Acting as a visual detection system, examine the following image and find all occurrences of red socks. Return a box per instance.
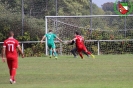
[79,53,83,59]
[10,68,16,81]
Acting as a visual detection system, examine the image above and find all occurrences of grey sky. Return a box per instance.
[92,0,117,7]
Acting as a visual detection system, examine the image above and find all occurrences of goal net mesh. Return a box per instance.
[46,16,133,55]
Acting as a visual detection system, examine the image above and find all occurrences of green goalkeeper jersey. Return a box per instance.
[45,32,57,44]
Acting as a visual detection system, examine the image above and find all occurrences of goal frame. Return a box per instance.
[45,15,133,55]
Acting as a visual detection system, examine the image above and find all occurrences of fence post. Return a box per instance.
[21,0,24,36]
[22,43,24,53]
[21,0,24,54]
[89,0,92,34]
[45,17,48,55]
[124,16,127,38]
[98,40,100,55]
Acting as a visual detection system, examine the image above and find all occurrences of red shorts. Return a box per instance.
[77,45,87,52]
[7,58,18,69]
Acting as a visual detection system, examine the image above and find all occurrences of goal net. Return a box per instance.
[45,15,133,55]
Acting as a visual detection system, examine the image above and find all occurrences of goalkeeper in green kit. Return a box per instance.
[41,30,63,59]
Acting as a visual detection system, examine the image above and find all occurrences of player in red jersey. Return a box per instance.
[1,31,24,84]
[70,32,95,59]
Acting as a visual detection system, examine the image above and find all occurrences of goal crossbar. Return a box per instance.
[45,15,133,18]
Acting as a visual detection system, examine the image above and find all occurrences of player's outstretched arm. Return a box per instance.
[68,37,77,44]
[17,46,24,58]
[1,47,6,62]
[56,37,63,43]
[70,38,76,43]
[41,36,46,44]
[64,38,75,45]
[68,40,75,45]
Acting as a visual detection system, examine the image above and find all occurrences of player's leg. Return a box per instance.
[7,59,17,84]
[49,48,52,58]
[77,47,84,59]
[82,51,89,57]
[11,59,18,83]
[7,59,12,82]
[53,48,57,59]
[83,46,95,59]
[71,47,77,58]
[78,51,83,59]
[52,43,58,59]
[48,44,52,58]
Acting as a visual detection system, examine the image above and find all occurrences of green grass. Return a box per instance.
[0,55,133,88]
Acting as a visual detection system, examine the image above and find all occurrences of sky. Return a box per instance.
[92,0,117,7]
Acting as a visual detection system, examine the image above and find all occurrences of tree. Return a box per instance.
[1,0,21,12]
[102,2,114,12]
[57,0,104,15]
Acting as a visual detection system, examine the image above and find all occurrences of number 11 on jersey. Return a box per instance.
[8,44,14,52]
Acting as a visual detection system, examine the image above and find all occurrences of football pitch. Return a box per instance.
[0,55,133,88]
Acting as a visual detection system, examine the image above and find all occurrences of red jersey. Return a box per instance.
[74,35,85,47]
[3,37,20,59]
